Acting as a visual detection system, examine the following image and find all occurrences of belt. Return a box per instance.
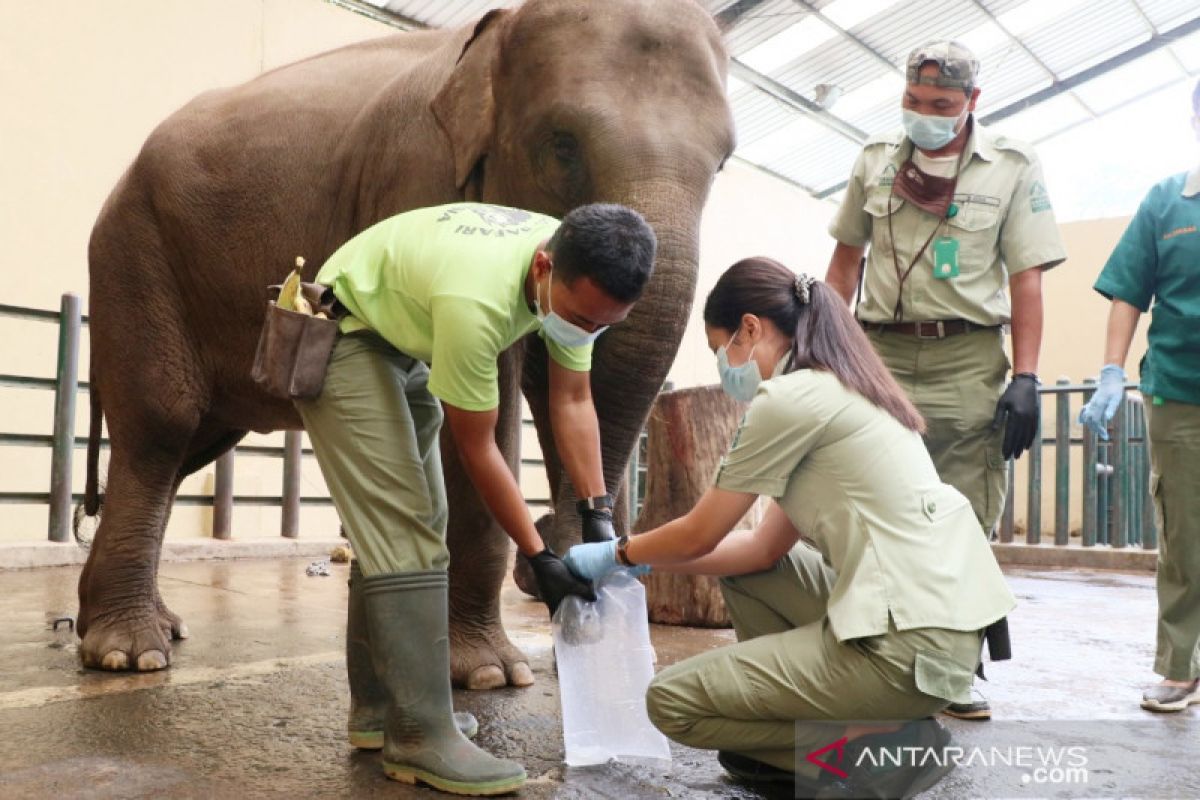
[861,319,994,339]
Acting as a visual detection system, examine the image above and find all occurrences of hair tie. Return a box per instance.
[793,273,816,305]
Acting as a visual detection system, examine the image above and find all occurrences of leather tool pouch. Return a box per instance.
[250,283,344,400]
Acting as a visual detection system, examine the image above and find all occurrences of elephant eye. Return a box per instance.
[552,132,580,165]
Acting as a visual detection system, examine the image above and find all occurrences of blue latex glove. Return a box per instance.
[1077,364,1126,440]
[564,540,651,581]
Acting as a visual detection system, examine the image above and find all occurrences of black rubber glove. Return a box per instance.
[991,373,1040,460]
[581,508,616,544]
[529,549,596,617]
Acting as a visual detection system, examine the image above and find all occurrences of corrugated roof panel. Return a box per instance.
[987,93,1091,141]
[1137,0,1200,32]
[855,0,989,65]
[1024,0,1152,78]
[768,134,863,189]
[773,39,891,101]
[729,91,801,146]
[977,0,1028,16]
[735,115,829,165]
[1170,27,1200,71]
[721,0,810,57]
[738,14,839,74]
[1071,49,1185,113]
[971,48,1052,112]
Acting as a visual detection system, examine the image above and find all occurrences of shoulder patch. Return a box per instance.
[1029,180,1052,214]
[991,135,1036,162]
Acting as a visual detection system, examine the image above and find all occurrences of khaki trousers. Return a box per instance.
[1147,400,1200,680]
[868,327,1009,536]
[296,332,449,577]
[645,544,982,775]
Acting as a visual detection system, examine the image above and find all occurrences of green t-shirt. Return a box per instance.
[715,368,1015,642]
[315,203,592,411]
[1094,168,1200,406]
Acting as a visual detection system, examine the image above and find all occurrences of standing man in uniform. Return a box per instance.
[824,41,1067,720]
[1079,78,1200,713]
[299,201,656,795]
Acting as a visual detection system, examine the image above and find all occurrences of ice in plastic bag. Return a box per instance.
[552,570,672,766]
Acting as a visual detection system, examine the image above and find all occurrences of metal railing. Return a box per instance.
[997,378,1155,549]
[1,296,1158,550]
[0,294,338,541]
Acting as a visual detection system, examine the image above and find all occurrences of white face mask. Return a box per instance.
[534,267,608,349]
[902,107,966,151]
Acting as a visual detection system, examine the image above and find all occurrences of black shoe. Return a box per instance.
[717,751,796,785]
[832,718,954,799]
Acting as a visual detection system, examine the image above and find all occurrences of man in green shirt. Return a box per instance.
[1079,79,1200,714]
[825,40,1066,721]
[298,201,656,794]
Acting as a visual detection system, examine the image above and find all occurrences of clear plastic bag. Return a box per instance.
[552,571,672,766]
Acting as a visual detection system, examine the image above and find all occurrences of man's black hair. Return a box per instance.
[1193,78,1200,115]
[547,203,656,303]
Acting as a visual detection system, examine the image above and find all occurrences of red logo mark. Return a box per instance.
[807,736,849,779]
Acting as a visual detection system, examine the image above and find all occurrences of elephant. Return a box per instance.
[77,0,735,688]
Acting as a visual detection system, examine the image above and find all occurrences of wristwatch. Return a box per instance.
[576,495,613,513]
[615,534,635,566]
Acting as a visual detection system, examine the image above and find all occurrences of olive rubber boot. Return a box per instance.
[346,561,477,749]
[362,571,526,795]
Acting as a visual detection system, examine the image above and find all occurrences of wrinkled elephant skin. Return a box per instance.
[79,0,734,687]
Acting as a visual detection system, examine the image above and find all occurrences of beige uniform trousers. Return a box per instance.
[645,544,982,776]
[1147,400,1200,680]
[868,327,1009,537]
[296,332,450,577]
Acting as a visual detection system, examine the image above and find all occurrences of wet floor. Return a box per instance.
[0,559,1196,799]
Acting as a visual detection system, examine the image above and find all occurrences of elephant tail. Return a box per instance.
[83,376,103,517]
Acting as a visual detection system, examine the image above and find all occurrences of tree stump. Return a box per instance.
[636,385,752,627]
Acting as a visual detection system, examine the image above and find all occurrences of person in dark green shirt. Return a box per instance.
[1079,79,1200,713]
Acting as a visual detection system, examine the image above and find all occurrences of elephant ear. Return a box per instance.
[432,9,509,191]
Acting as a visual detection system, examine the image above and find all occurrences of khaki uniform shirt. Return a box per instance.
[715,368,1016,642]
[829,121,1067,325]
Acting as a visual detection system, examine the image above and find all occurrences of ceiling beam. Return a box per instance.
[730,59,868,145]
[714,0,775,33]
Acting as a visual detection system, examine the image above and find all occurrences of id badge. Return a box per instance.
[932,236,959,280]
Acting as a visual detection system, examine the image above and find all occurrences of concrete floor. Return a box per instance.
[0,558,1196,799]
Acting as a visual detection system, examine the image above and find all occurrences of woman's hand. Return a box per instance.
[565,540,650,581]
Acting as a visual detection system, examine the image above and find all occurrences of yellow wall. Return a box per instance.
[0,0,1144,544]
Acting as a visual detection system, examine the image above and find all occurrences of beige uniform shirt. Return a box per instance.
[829,121,1067,326]
[715,368,1015,642]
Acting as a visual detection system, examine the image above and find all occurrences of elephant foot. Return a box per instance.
[78,605,188,671]
[512,553,539,600]
[449,623,534,690]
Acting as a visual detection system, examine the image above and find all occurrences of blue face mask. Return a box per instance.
[535,267,608,349]
[902,108,964,151]
[716,330,761,403]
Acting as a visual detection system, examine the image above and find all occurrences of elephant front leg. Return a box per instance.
[77,452,186,671]
[444,345,534,690]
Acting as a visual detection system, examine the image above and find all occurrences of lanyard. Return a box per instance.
[887,138,970,322]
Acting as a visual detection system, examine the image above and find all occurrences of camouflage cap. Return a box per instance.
[905,40,979,91]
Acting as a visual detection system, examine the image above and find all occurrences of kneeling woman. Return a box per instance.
[566,257,1014,794]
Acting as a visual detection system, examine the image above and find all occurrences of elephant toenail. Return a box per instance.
[137,650,168,671]
[175,623,190,640]
[466,665,506,691]
[509,662,535,687]
[101,650,129,670]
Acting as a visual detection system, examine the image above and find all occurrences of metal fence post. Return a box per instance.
[1000,460,1015,543]
[48,293,82,543]
[1026,412,1043,545]
[1140,399,1157,550]
[1111,395,1129,548]
[281,431,302,539]
[213,449,235,540]
[1054,378,1071,545]
[1081,379,1098,547]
